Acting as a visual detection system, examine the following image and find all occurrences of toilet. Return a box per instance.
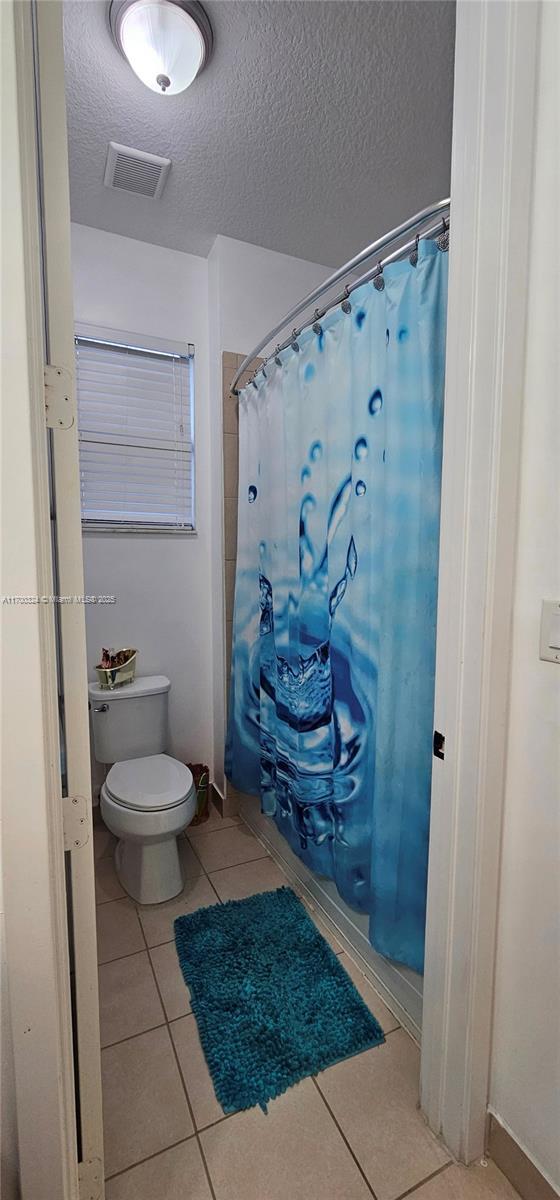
[89,674,196,905]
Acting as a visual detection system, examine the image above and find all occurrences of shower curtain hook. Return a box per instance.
[341,286,352,314]
[373,263,385,291]
[409,235,420,267]
[312,309,323,336]
[274,345,283,367]
[291,329,300,352]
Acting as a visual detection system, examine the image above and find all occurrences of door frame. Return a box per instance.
[32,2,105,1187]
[421,0,540,1164]
[3,2,104,1196]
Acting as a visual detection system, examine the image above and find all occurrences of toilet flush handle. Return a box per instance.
[91,703,109,713]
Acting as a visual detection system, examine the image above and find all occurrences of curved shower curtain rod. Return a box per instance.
[231,196,451,394]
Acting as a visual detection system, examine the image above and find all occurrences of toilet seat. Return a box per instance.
[105,753,194,813]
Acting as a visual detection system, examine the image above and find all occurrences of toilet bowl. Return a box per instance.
[100,753,196,904]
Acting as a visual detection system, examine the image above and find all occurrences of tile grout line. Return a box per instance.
[96,825,223,1196]
[101,1017,167,1052]
[137,896,219,1200]
[392,1160,454,1199]
[104,1133,198,1184]
[96,825,290,1183]
[97,819,414,1195]
[95,868,205,908]
[204,851,269,877]
[310,1075,380,1200]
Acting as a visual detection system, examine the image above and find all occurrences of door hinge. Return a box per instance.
[44,364,75,429]
[78,1158,103,1200]
[62,794,89,850]
[433,730,445,761]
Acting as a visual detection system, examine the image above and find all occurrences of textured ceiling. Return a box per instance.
[63,0,455,266]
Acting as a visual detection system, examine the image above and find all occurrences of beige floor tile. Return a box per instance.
[98,951,164,1047]
[171,1014,224,1129]
[137,874,219,948]
[102,1027,193,1178]
[337,952,400,1035]
[224,781,253,813]
[95,856,125,904]
[191,825,268,873]
[150,941,191,1020]
[301,900,345,954]
[188,803,240,837]
[316,1027,449,1200]
[412,1161,521,1199]
[209,855,287,902]
[178,837,205,877]
[201,1077,372,1200]
[96,898,144,965]
[94,825,117,861]
[105,1138,212,1200]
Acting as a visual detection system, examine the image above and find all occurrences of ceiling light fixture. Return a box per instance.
[109,0,213,95]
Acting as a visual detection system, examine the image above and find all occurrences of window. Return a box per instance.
[75,331,195,531]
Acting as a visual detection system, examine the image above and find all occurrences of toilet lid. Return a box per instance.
[105,754,194,812]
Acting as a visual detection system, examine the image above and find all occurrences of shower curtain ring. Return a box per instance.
[409,235,419,267]
[437,217,450,252]
[341,286,352,315]
[291,329,300,352]
[373,263,385,291]
[274,345,283,367]
[312,309,323,336]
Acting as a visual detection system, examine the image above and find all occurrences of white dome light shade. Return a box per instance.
[112,0,212,95]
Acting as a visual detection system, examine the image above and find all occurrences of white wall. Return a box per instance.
[489,4,560,1190]
[71,224,213,773]
[207,235,330,792]
[71,225,331,793]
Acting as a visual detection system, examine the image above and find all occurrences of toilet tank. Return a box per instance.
[88,674,171,764]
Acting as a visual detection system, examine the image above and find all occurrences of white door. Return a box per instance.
[6,2,104,1194]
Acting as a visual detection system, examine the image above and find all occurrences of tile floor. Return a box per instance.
[95,806,520,1200]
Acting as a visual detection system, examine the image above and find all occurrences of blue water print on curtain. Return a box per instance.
[225,240,448,973]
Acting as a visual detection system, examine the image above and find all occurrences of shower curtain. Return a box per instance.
[226,240,448,973]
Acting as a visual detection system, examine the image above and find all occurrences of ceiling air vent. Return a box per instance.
[104,142,171,199]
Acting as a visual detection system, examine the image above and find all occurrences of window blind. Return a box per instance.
[75,336,195,531]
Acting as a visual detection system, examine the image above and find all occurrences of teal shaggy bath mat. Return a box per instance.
[174,886,384,1114]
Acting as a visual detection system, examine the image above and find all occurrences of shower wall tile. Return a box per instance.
[224,499,238,561]
[225,620,233,675]
[223,372,238,433]
[225,561,236,625]
[223,434,239,499]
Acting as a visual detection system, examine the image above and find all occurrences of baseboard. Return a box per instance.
[211,780,250,819]
[210,782,225,816]
[487,1115,559,1200]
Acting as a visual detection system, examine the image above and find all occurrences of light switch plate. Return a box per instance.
[539,600,560,663]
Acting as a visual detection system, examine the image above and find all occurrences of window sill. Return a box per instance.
[81,523,197,536]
